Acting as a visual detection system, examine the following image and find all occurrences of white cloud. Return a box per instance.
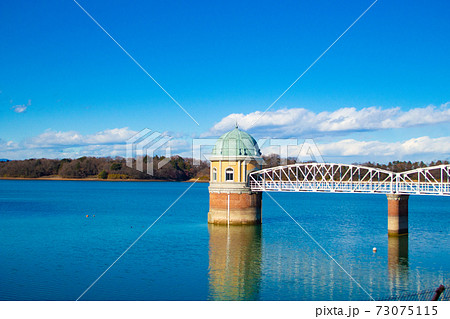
[12,105,27,113]
[254,136,449,163]
[0,128,194,160]
[312,136,450,162]
[0,128,138,160]
[0,139,19,150]
[204,102,450,137]
[25,127,137,148]
[11,99,31,113]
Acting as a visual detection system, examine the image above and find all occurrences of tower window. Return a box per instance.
[225,168,234,181]
[212,168,217,181]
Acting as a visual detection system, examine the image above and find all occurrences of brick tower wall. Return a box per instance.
[208,192,262,225]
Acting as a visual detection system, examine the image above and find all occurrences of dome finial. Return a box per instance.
[235,119,238,129]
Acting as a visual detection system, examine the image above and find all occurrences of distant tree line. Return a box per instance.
[358,160,449,172]
[0,155,448,180]
[0,156,210,181]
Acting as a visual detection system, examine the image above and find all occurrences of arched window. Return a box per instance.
[225,168,234,181]
[212,168,217,181]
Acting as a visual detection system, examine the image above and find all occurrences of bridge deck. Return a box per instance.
[249,163,450,196]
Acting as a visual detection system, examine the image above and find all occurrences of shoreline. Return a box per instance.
[0,176,209,183]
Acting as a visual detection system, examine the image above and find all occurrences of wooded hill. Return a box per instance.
[0,156,209,181]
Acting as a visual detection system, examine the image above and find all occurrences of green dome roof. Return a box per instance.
[212,127,261,157]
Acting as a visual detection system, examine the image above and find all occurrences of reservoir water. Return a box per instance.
[0,180,448,300]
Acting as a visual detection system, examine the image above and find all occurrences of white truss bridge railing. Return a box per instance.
[249,163,450,196]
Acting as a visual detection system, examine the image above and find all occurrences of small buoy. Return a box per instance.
[86,215,89,218]
[373,247,377,252]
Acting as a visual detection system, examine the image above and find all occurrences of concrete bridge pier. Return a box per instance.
[387,194,409,236]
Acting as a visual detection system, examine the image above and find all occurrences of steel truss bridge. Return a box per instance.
[249,163,450,196]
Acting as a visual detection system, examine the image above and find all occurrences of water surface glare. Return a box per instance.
[0,180,448,300]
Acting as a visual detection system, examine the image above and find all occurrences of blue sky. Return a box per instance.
[1,0,449,163]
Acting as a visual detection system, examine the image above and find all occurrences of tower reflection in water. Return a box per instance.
[207,224,262,300]
[388,236,409,292]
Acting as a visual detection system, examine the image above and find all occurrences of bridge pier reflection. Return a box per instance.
[207,224,262,300]
[388,235,409,292]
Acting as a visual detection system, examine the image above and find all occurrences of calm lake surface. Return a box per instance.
[0,180,448,301]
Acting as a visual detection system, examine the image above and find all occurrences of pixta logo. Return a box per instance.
[192,137,324,165]
[126,129,171,175]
